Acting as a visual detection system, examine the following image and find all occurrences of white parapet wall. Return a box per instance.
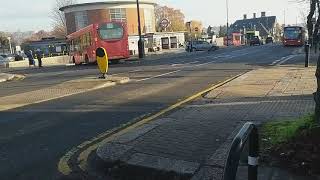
[8,56,70,68]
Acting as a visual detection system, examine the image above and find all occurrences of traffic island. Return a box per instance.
[0,76,130,111]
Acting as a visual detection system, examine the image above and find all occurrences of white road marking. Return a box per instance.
[195,61,217,67]
[135,70,181,82]
[276,55,297,65]
[171,63,183,66]
[112,69,142,76]
[270,55,297,66]
[187,99,311,107]
[189,61,199,64]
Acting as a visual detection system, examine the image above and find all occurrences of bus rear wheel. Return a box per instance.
[85,55,90,64]
[110,60,120,64]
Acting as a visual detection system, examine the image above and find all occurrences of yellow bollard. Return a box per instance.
[96,47,108,79]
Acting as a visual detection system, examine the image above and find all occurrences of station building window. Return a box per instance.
[109,8,127,22]
[75,11,89,31]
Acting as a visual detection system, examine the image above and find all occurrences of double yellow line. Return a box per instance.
[57,72,246,176]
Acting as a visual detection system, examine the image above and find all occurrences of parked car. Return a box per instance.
[14,54,24,61]
[0,54,15,61]
[265,37,274,44]
[250,36,263,46]
[186,41,219,52]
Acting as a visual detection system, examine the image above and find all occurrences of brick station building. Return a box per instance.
[59,0,156,35]
[59,0,185,54]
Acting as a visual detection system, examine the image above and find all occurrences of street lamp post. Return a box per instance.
[136,0,145,58]
[226,0,229,46]
[243,26,246,45]
[7,37,13,54]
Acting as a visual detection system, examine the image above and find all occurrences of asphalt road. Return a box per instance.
[0,44,309,180]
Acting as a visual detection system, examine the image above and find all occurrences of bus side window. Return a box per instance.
[75,38,80,51]
[80,35,85,51]
[88,32,92,46]
[70,40,74,52]
[83,34,87,49]
[85,33,89,48]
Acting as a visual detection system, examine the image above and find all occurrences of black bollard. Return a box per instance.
[305,44,310,67]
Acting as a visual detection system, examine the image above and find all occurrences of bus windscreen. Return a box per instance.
[98,23,124,40]
[284,27,301,40]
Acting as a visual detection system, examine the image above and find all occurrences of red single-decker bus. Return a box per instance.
[67,21,130,65]
[283,26,306,46]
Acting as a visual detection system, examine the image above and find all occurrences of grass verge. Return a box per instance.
[261,114,316,147]
[260,114,320,176]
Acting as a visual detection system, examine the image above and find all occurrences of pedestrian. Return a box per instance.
[36,49,43,68]
[27,50,35,67]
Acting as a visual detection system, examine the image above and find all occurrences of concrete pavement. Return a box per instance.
[96,66,316,180]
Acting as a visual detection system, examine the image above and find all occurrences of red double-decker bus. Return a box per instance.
[283,26,306,46]
[67,21,130,65]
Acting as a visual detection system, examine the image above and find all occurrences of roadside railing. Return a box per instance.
[223,122,259,180]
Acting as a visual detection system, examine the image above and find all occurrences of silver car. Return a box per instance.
[0,56,10,68]
[186,41,218,52]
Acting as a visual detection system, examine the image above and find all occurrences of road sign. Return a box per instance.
[160,18,170,28]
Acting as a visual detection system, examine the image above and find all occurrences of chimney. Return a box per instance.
[253,13,256,18]
[261,12,266,17]
[243,14,247,20]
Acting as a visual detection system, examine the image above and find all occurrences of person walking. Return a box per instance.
[36,49,43,68]
[27,50,35,67]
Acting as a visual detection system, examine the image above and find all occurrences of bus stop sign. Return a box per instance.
[96,47,109,79]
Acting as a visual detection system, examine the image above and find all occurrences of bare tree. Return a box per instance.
[299,10,308,27]
[22,30,52,43]
[50,0,77,38]
[304,0,320,123]
[155,5,186,32]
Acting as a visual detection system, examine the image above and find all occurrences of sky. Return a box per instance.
[0,0,308,32]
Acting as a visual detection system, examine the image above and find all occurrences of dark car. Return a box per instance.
[265,37,274,44]
[14,54,24,61]
[250,36,262,46]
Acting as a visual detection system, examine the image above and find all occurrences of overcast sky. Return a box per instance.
[0,0,307,32]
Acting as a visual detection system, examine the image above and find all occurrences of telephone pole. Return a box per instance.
[136,0,145,58]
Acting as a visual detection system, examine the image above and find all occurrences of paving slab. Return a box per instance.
[205,67,316,99]
[96,67,316,180]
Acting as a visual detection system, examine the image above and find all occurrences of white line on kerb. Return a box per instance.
[135,70,181,82]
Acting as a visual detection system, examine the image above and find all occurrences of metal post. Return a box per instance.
[248,126,259,180]
[226,0,229,46]
[7,37,13,54]
[305,44,310,67]
[136,0,145,58]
